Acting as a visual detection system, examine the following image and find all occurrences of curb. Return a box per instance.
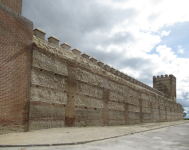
[0,122,187,147]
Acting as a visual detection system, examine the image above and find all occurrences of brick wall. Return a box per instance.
[1,0,22,14]
[0,4,33,134]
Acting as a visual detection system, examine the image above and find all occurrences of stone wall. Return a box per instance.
[153,75,176,102]
[0,4,33,134]
[28,34,183,130]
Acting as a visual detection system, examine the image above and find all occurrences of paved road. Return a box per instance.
[2,123,189,150]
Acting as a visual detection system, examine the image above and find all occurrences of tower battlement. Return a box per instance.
[153,74,176,102]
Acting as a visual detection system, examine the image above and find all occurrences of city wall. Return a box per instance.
[0,1,183,134]
[29,34,183,130]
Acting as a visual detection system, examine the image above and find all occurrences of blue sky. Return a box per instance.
[22,0,189,117]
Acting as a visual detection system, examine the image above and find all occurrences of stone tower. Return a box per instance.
[153,74,176,102]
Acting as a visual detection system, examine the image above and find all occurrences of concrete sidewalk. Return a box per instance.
[0,120,188,147]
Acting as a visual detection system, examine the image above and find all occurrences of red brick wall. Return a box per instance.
[0,4,33,134]
[1,0,22,14]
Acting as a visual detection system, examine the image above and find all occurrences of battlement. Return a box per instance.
[33,28,170,98]
[153,74,176,102]
[153,74,176,81]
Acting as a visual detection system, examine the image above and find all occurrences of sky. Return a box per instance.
[22,0,189,118]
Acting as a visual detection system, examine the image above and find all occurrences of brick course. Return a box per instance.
[0,4,33,134]
[1,0,22,14]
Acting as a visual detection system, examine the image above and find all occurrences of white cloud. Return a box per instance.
[178,45,185,54]
[156,45,176,63]
[161,30,171,37]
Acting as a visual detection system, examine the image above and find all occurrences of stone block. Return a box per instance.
[97,61,104,68]
[81,53,90,59]
[61,43,71,51]
[104,64,110,71]
[110,67,115,74]
[115,70,121,76]
[90,57,97,64]
[33,28,46,40]
[48,35,59,46]
[72,48,81,56]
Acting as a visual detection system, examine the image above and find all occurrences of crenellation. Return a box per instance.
[48,36,60,46]
[61,43,71,51]
[33,28,46,40]
[90,57,97,64]
[110,67,116,74]
[115,69,121,76]
[104,64,110,71]
[97,61,104,68]
[72,48,81,56]
[120,72,125,78]
[81,53,90,59]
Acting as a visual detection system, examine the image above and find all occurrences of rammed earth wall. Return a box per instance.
[28,35,183,130]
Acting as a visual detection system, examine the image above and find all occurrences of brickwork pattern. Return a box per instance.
[1,0,22,14]
[0,4,33,134]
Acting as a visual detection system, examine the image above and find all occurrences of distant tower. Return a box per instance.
[1,0,22,14]
[153,74,176,102]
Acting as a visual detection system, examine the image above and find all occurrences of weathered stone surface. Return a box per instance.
[109,91,124,103]
[108,101,125,111]
[141,93,151,101]
[32,50,68,76]
[127,96,140,106]
[30,86,67,104]
[128,105,140,112]
[129,119,140,124]
[142,99,151,108]
[29,120,64,130]
[77,69,103,87]
[30,102,65,118]
[78,82,103,99]
[109,120,125,126]
[143,113,151,120]
[128,112,140,120]
[75,95,103,108]
[142,107,151,113]
[109,81,123,93]
[109,110,125,120]
[31,68,66,89]
[152,102,159,109]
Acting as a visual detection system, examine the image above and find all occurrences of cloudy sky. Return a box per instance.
[22,0,189,117]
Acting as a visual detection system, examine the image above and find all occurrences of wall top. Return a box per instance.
[153,74,176,81]
[34,28,46,34]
